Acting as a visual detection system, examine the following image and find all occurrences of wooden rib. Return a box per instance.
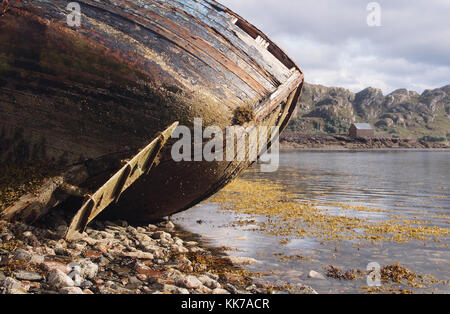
[65,122,179,240]
[255,69,304,122]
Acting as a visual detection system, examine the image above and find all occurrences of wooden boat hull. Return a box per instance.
[0,0,303,223]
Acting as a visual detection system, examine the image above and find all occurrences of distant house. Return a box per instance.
[349,123,375,138]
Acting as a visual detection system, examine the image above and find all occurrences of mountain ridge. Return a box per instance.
[288,82,450,140]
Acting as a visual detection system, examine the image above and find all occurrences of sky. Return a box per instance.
[220,0,450,94]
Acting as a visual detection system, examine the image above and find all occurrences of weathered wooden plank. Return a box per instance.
[65,122,178,240]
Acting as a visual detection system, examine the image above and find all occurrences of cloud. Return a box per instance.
[219,0,450,94]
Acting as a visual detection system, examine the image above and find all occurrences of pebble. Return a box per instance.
[47,269,75,289]
[287,283,319,295]
[30,253,45,265]
[126,276,142,289]
[211,288,231,295]
[177,275,203,289]
[13,270,43,281]
[122,251,154,260]
[163,284,189,294]
[164,221,175,230]
[2,277,28,294]
[69,271,83,286]
[12,249,32,262]
[60,287,84,294]
[80,280,94,290]
[151,231,171,240]
[41,261,70,274]
[198,275,221,289]
[0,217,319,296]
[308,270,326,280]
[224,256,259,266]
[78,259,99,279]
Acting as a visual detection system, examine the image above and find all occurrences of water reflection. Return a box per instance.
[174,149,449,294]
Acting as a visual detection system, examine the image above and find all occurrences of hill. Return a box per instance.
[287,83,450,141]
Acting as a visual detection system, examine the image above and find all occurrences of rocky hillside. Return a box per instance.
[287,83,450,140]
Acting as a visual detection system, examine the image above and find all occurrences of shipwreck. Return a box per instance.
[0,0,304,239]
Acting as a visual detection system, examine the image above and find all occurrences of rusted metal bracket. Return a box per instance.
[65,122,179,240]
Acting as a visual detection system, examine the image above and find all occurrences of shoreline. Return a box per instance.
[280,133,450,149]
[0,207,317,295]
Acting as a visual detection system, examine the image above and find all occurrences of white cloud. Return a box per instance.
[219,0,450,94]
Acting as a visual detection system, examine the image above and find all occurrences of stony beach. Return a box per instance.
[280,133,450,149]
[0,207,317,295]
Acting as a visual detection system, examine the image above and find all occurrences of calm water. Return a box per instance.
[174,149,450,294]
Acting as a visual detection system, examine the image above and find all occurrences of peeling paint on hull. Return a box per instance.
[0,0,304,222]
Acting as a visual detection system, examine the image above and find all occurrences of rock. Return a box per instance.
[164,221,175,230]
[80,280,93,290]
[41,261,70,274]
[135,264,163,279]
[224,283,239,294]
[177,275,203,289]
[13,270,43,281]
[159,238,172,247]
[69,271,83,286]
[35,246,56,256]
[308,270,326,280]
[136,274,147,281]
[171,244,189,253]
[196,286,212,294]
[30,253,45,265]
[12,248,32,262]
[83,289,94,294]
[2,277,28,294]
[147,224,157,231]
[287,283,318,295]
[84,250,103,259]
[224,256,259,266]
[173,237,184,246]
[220,273,244,285]
[67,262,82,274]
[60,287,84,294]
[126,276,142,289]
[70,242,87,252]
[206,272,219,281]
[211,288,231,294]
[189,246,205,253]
[198,275,221,289]
[163,284,189,294]
[151,231,171,240]
[47,269,75,289]
[122,251,154,260]
[78,259,99,279]
[22,231,33,238]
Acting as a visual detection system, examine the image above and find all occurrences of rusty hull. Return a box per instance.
[0,0,304,224]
